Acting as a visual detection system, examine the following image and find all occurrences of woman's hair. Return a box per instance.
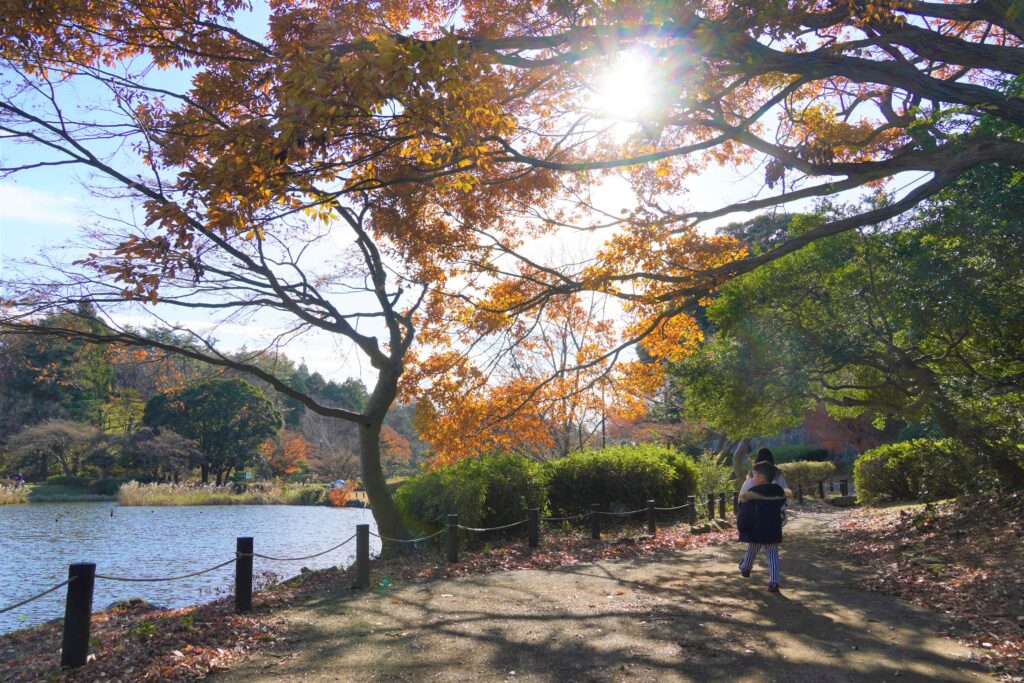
[752,461,777,482]
[754,447,775,465]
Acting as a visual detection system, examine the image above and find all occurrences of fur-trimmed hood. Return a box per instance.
[739,484,792,503]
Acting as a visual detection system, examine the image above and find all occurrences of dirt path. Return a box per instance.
[213,509,992,682]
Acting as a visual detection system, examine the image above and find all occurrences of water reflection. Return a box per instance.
[0,502,379,633]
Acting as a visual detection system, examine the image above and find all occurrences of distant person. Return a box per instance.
[736,461,791,592]
[15,473,25,488]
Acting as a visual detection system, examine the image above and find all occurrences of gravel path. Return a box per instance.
[212,508,992,682]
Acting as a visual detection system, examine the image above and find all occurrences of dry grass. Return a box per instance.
[0,485,28,505]
[117,481,326,506]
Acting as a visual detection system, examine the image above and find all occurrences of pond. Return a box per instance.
[0,502,379,634]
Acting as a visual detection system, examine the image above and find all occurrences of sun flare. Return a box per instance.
[591,52,657,120]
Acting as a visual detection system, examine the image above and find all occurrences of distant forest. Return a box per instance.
[0,308,426,483]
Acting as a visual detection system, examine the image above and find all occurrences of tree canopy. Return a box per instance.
[143,378,283,484]
[2,0,1023,534]
[674,165,1024,483]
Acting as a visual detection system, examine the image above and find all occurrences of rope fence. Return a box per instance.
[95,558,236,583]
[0,579,72,615]
[12,475,850,669]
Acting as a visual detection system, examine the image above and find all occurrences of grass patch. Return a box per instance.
[27,483,115,503]
[118,481,331,506]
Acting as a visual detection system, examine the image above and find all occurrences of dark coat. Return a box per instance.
[736,483,788,544]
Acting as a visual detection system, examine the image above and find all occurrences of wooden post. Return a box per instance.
[706,493,714,519]
[718,493,726,519]
[797,484,804,505]
[732,491,739,513]
[60,563,95,668]
[591,503,601,540]
[355,524,369,588]
[528,509,539,549]
[446,514,459,563]
[235,537,253,613]
[840,479,848,496]
[686,496,696,524]
[646,499,656,535]
[818,480,825,499]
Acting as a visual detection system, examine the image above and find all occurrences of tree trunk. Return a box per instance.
[360,366,411,552]
[732,438,752,484]
[359,419,407,548]
[716,439,736,466]
[200,463,209,484]
[215,469,224,486]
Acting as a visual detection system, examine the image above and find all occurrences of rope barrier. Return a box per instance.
[456,519,528,533]
[95,558,235,583]
[251,533,357,562]
[0,579,72,614]
[596,508,644,517]
[541,513,588,522]
[654,503,691,511]
[370,529,445,544]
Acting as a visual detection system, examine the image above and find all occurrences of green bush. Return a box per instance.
[770,445,830,464]
[853,438,993,504]
[43,475,90,488]
[395,453,548,535]
[545,445,694,515]
[777,461,836,492]
[690,451,734,494]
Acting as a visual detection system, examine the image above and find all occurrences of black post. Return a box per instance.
[591,503,601,540]
[706,493,714,519]
[528,509,539,548]
[446,514,459,563]
[732,491,739,513]
[646,499,656,535]
[840,479,848,496]
[686,496,696,524]
[356,524,369,589]
[797,484,804,505]
[718,493,726,519]
[818,480,825,499]
[235,537,253,613]
[60,563,95,668]
[829,479,835,493]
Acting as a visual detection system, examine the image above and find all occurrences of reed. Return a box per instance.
[0,485,29,505]
[117,481,329,506]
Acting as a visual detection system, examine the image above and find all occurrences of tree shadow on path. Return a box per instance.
[212,510,991,683]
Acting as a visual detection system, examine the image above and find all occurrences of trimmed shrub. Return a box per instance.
[545,445,694,515]
[854,438,992,504]
[770,445,830,464]
[777,461,836,492]
[395,453,548,535]
[44,475,90,488]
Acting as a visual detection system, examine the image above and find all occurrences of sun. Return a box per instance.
[590,51,657,121]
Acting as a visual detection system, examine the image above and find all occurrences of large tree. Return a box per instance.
[143,378,283,484]
[673,165,1024,484]
[3,0,1023,535]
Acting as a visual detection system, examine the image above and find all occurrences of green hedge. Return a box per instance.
[545,445,696,515]
[853,438,993,504]
[776,461,836,492]
[395,453,547,535]
[44,475,91,488]
[770,445,830,464]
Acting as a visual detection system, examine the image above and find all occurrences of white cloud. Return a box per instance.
[0,182,82,228]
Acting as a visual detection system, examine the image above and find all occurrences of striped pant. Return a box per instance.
[740,543,780,584]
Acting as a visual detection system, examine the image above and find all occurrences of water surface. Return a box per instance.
[0,502,379,634]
